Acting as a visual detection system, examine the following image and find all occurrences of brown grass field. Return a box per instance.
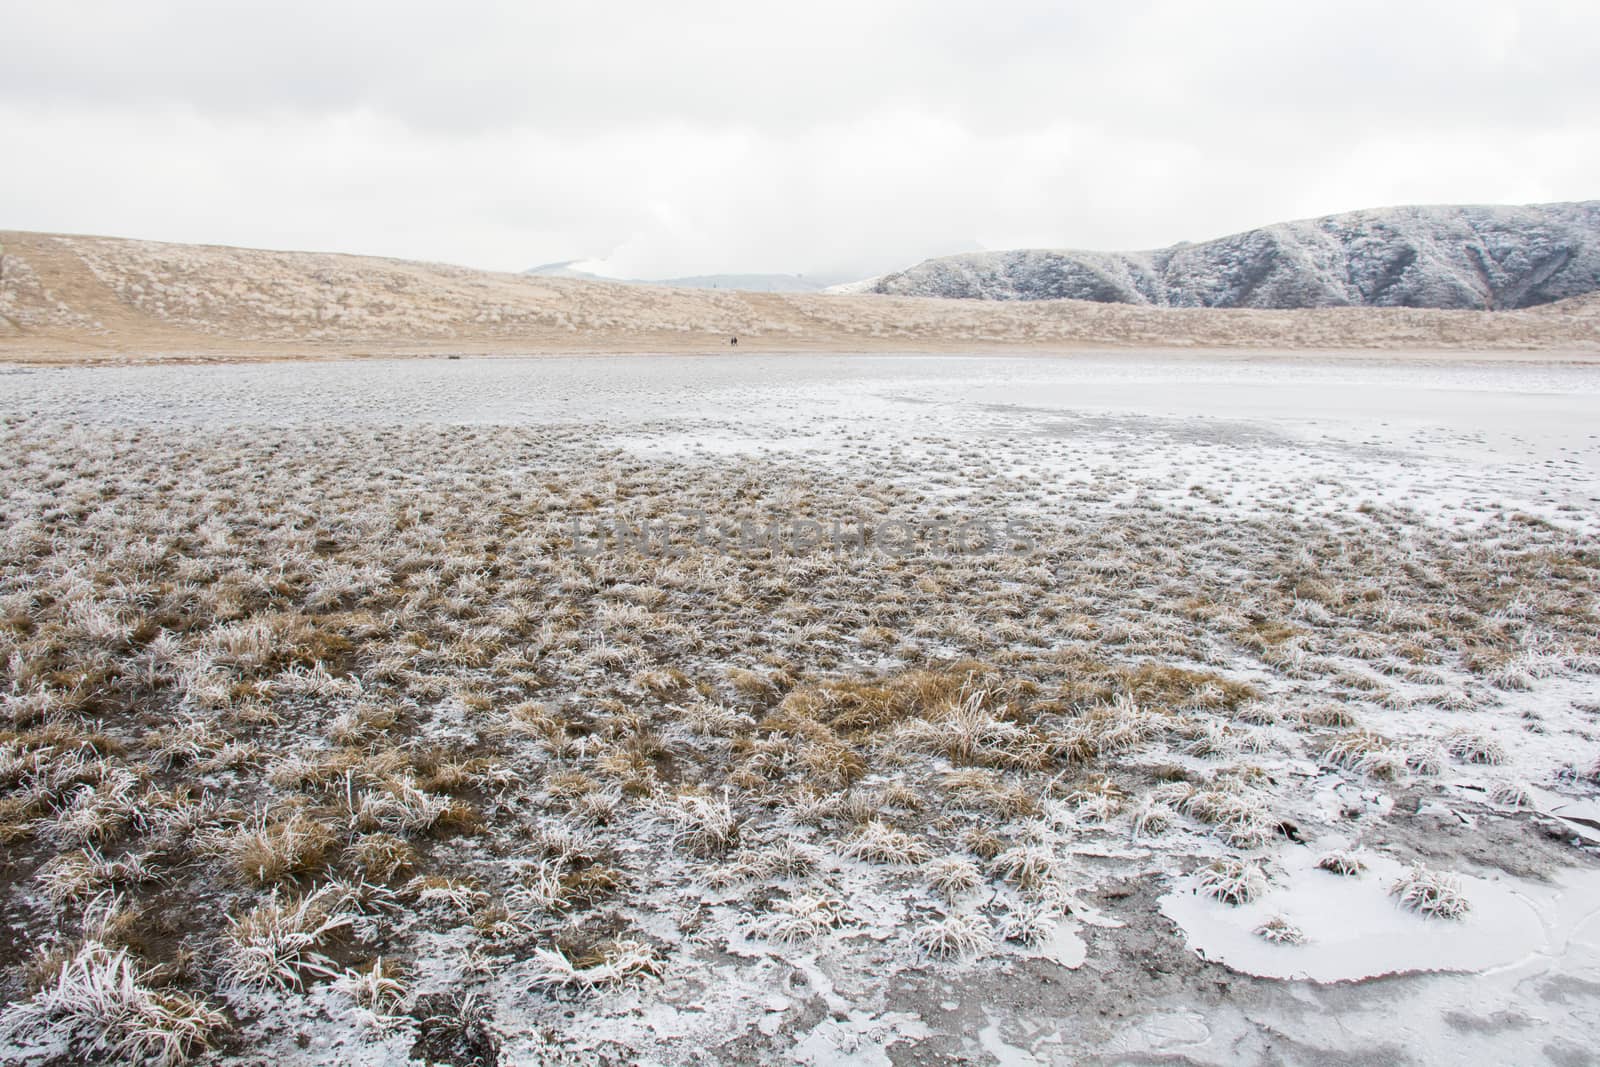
[2,230,1597,364]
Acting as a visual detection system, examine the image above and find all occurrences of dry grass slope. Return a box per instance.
[1,230,1597,363]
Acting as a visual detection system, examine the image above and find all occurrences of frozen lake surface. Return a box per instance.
[7,351,1598,533]
[6,353,1599,439]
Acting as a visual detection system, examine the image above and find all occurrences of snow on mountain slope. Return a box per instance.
[868,202,1600,310]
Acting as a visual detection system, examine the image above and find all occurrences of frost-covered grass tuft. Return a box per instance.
[1429,688,1479,713]
[1233,701,1282,726]
[1299,704,1359,729]
[1065,780,1125,824]
[334,956,408,1021]
[345,774,453,834]
[1487,781,1533,809]
[1181,723,1236,759]
[1254,915,1306,945]
[1131,801,1174,838]
[1404,747,1446,776]
[39,772,139,848]
[988,843,1061,890]
[228,808,336,886]
[754,892,844,944]
[1322,733,1406,780]
[1390,863,1471,919]
[404,875,488,915]
[754,838,825,878]
[529,939,663,991]
[1446,731,1507,766]
[1195,857,1268,906]
[843,820,930,865]
[35,846,152,906]
[346,832,417,882]
[504,860,568,916]
[682,702,746,738]
[0,939,225,1066]
[709,838,825,886]
[1183,789,1279,850]
[913,912,992,959]
[662,790,740,858]
[222,885,353,990]
[925,855,983,899]
[892,690,1043,768]
[997,903,1056,946]
[1316,850,1366,877]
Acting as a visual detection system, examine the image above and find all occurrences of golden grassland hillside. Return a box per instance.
[1,230,1597,363]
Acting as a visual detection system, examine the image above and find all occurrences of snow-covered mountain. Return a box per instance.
[864,202,1600,310]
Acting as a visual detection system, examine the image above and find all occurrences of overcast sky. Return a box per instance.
[4,1,1597,279]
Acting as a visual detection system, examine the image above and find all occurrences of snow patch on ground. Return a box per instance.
[1161,846,1600,982]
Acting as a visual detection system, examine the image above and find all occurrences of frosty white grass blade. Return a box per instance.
[529,939,663,991]
[662,790,740,858]
[1131,801,1174,838]
[1194,857,1268,906]
[1321,733,1406,780]
[0,940,225,1066]
[405,875,490,915]
[925,855,983,899]
[335,956,408,1022]
[1390,864,1471,919]
[1254,915,1307,945]
[891,690,1038,766]
[754,892,845,944]
[1487,781,1533,809]
[223,885,354,991]
[35,846,152,906]
[997,903,1056,946]
[1445,731,1507,766]
[842,820,930,865]
[344,772,452,834]
[1404,747,1446,776]
[1316,850,1367,877]
[988,843,1061,890]
[914,913,993,959]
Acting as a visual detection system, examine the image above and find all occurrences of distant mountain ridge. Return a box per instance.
[5,228,1597,363]
[524,261,849,293]
[861,202,1600,310]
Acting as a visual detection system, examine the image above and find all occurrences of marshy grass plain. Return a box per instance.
[2,353,1599,1064]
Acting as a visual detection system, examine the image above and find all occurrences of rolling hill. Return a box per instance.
[0,229,1595,363]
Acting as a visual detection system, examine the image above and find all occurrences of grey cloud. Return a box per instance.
[3,1,1596,278]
